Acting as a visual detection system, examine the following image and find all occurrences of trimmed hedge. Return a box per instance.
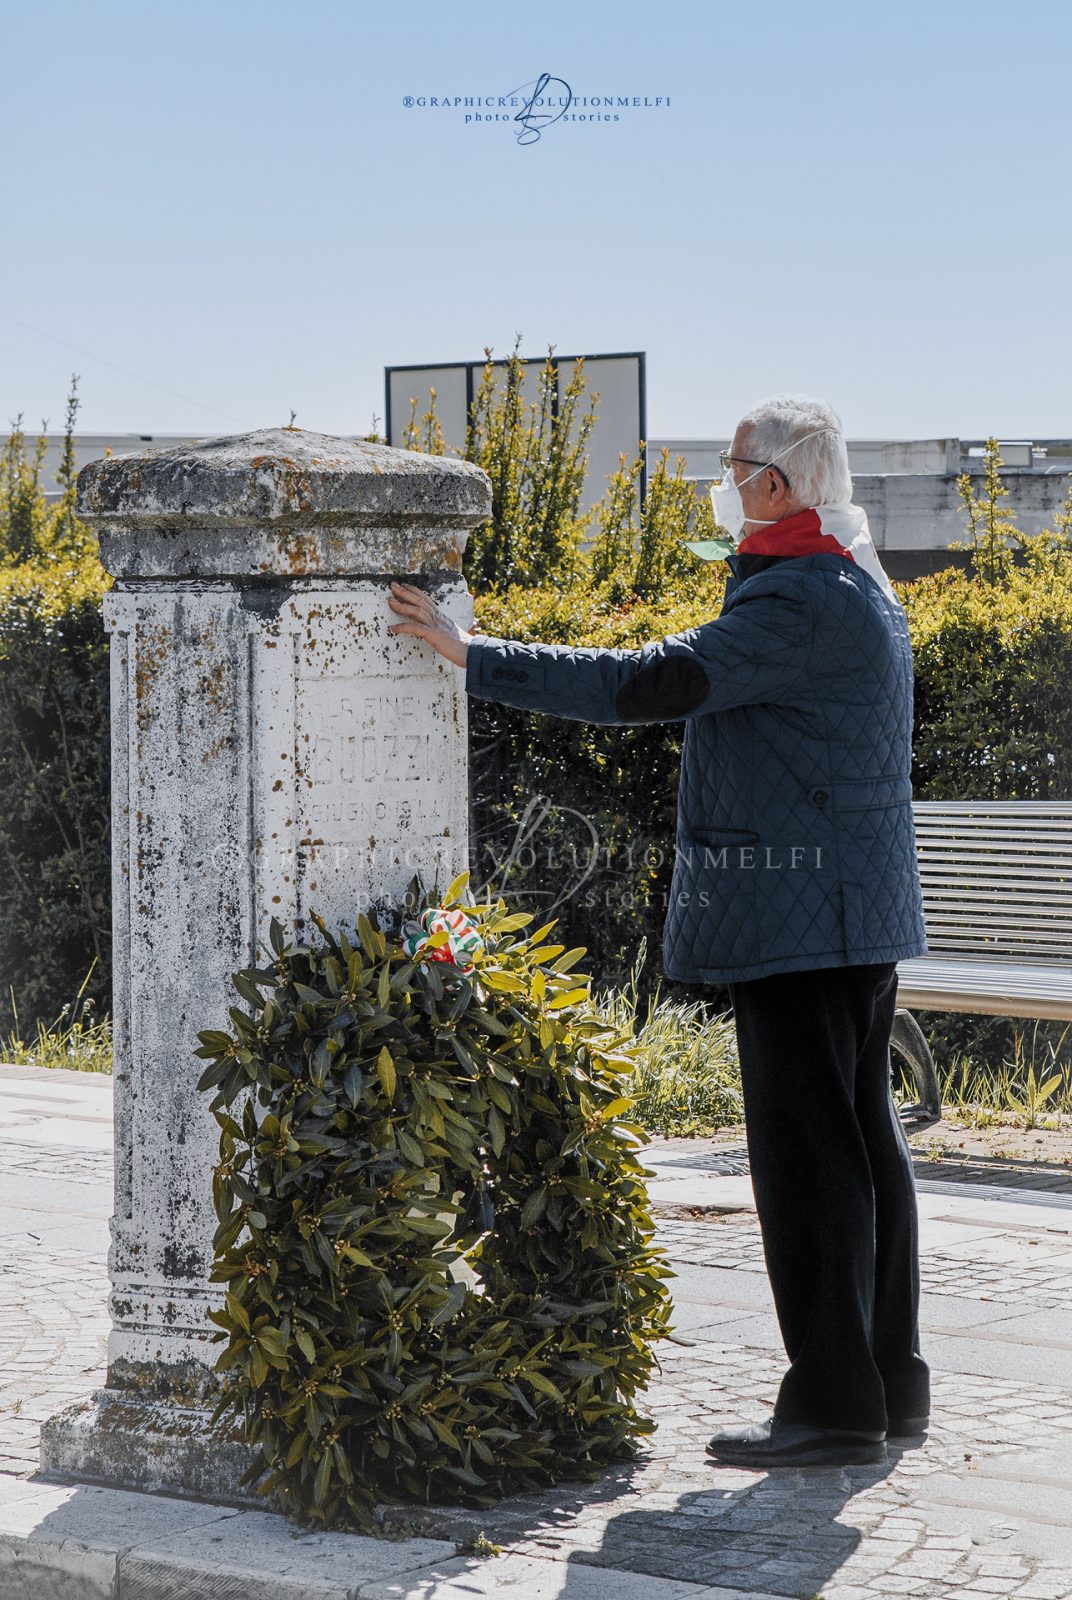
[195,874,673,1530]
[0,592,111,1034]
[903,554,1072,799]
[1,400,112,1037]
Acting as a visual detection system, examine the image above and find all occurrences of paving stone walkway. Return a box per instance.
[0,1239,110,1478]
[3,1066,1072,1597]
[652,1138,1072,1196]
[659,1214,1072,1310]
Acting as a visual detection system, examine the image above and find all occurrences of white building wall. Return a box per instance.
[649,437,1072,573]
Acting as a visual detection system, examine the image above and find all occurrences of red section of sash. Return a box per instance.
[737,508,856,562]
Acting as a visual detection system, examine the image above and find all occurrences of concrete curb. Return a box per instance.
[0,1472,782,1600]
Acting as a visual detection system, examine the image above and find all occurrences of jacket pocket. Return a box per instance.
[690,827,760,847]
[753,833,843,962]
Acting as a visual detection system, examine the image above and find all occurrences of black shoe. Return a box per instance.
[705,1417,887,1467]
[886,1414,929,1437]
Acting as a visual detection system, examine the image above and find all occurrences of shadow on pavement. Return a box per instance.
[392,1438,906,1597]
[548,1448,904,1598]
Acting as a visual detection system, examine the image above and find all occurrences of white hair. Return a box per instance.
[736,393,853,507]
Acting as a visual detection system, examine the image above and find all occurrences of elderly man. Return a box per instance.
[387,393,931,1469]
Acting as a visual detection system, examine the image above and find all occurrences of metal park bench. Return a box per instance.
[891,801,1072,1124]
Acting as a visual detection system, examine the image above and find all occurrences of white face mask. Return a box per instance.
[710,426,834,541]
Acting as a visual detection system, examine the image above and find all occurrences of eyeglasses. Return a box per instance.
[719,451,792,487]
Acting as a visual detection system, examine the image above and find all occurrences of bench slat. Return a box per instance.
[921,862,1071,875]
[921,928,1072,947]
[915,835,1072,844]
[915,847,1072,866]
[914,879,1072,899]
[924,906,1072,923]
[895,957,1072,1020]
[915,825,1072,838]
[924,902,1072,918]
[924,910,1072,930]
[925,938,1072,956]
[913,801,1072,813]
[914,811,1072,823]
[914,825,1072,838]
[924,940,1072,958]
[924,938,1072,955]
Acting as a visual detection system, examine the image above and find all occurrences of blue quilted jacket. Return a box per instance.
[464,550,929,984]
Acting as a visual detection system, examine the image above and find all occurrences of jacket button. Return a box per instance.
[812,788,829,806]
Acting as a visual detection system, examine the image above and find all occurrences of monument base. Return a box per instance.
[40,1389,276,1511]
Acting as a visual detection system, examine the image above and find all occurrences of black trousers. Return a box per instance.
[727,960,931,1433]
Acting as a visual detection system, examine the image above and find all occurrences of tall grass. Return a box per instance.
[2,960,112,1073]
[594,938,745,1137]
[937,1020,1072,1130]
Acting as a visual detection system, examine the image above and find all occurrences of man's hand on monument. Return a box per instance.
[387,580,473,668]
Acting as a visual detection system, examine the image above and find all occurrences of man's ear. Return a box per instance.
[766,467,788,505]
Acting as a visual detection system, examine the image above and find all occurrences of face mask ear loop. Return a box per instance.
[762,424,839,482]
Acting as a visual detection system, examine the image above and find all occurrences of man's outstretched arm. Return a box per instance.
[464,581,813,726]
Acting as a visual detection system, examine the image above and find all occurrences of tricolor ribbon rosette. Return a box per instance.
[400,907,484,969]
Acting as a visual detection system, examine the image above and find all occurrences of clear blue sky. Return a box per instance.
[2,0,1069,441]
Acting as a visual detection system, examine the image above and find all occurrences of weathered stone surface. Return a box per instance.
[76,427,491,578]
[43,428,492,1501]
[40,1392,267,1510]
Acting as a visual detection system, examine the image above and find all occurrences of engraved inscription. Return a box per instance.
[297,676,449,831]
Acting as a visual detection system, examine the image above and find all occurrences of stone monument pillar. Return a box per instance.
[41,428,492,1499]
